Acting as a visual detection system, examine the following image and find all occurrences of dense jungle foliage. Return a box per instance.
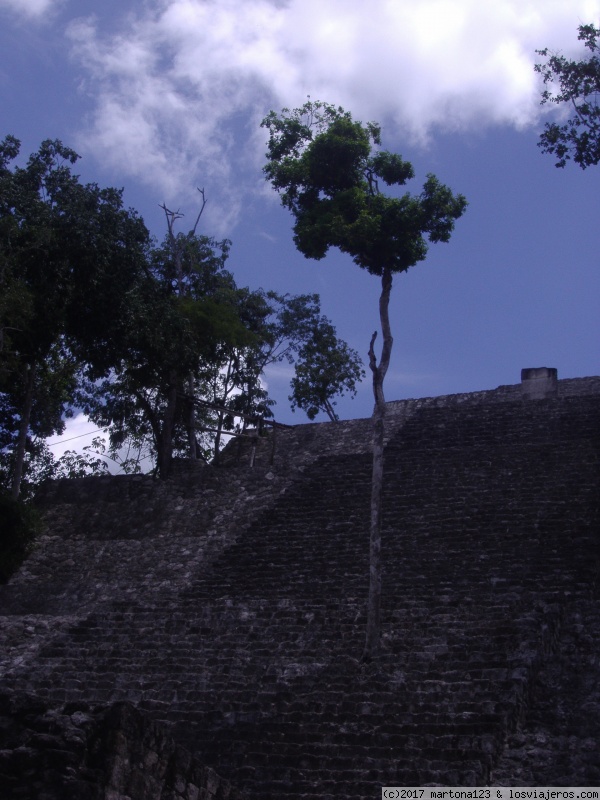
[0,135,364,508]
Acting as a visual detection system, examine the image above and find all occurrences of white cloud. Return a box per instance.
[45,414,103,461]
[0,0,58,19]
[66,0,600,229]
[257,230,277,243]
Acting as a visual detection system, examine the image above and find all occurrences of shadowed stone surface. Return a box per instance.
[0,376,599,798]
[0,688,245,799]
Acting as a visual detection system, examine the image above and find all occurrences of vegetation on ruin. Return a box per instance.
[262,99,467,659]
[0,135,363,498]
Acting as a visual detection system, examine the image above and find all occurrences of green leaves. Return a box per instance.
[305,117,372,193]
[1,127,375,484]
[289,319,365,422]
[535,24,600,169]
[370,151,415,187]
[262,101,467,278]
[0,136,150,494]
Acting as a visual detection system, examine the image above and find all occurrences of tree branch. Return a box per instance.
[190,187,207,236]
[159,203,184,250]
[570,95,594,129]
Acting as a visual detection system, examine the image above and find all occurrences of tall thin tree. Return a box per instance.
[262,101,467,659]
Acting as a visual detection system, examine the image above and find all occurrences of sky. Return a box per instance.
[1,0,599,462]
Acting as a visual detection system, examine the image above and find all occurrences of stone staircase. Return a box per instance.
[0,391,598,797]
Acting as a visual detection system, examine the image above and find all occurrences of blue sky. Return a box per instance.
[2,0,599,458]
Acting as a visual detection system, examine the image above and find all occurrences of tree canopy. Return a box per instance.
[535,23,600,169]
[1,134,365,496]
[262,101,467,277]
[0,136,150,497]
[289,319,365,422]
[262,100,466,425]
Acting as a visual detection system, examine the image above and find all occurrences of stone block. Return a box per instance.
[521,367,558,399]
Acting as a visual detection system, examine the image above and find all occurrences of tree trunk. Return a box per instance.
[11,362,37,500]
[213,361,233,464]
[186,374,197,460]
[324,399,339,423]
[156,374,179,479]
[362,268,393,661]
[212,408,225,464]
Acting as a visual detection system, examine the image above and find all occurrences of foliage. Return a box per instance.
[51,436,149,477]
[0,342,78,490]
[262,100,467,276]
[80,229,249,474]
[0,436,54,501]
[85,204,358,468]
[53,442,111,479]
[1,132,366,486]
[289,318,365,422]
[0,136,150,497]
[225,290,323,413]
[0,490,41,583]
[198,288,312,457]
[535,24,600,168]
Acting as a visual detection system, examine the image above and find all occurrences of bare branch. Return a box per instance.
[190,188,207,236]
[159,203,184,249]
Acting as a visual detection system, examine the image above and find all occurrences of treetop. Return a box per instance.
[262,100,467,277]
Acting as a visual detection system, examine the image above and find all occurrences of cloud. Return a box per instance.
[257,230,277,243]
[66,0,600,229]
[45,414,103,460]
[264,362,296,383]
[0,0,58,19]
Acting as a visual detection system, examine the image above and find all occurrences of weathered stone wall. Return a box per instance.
[0,375,599,798]
[0,688,245,799]
[491,597,600,786]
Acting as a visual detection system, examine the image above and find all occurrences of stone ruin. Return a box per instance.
[0,371,599,798]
